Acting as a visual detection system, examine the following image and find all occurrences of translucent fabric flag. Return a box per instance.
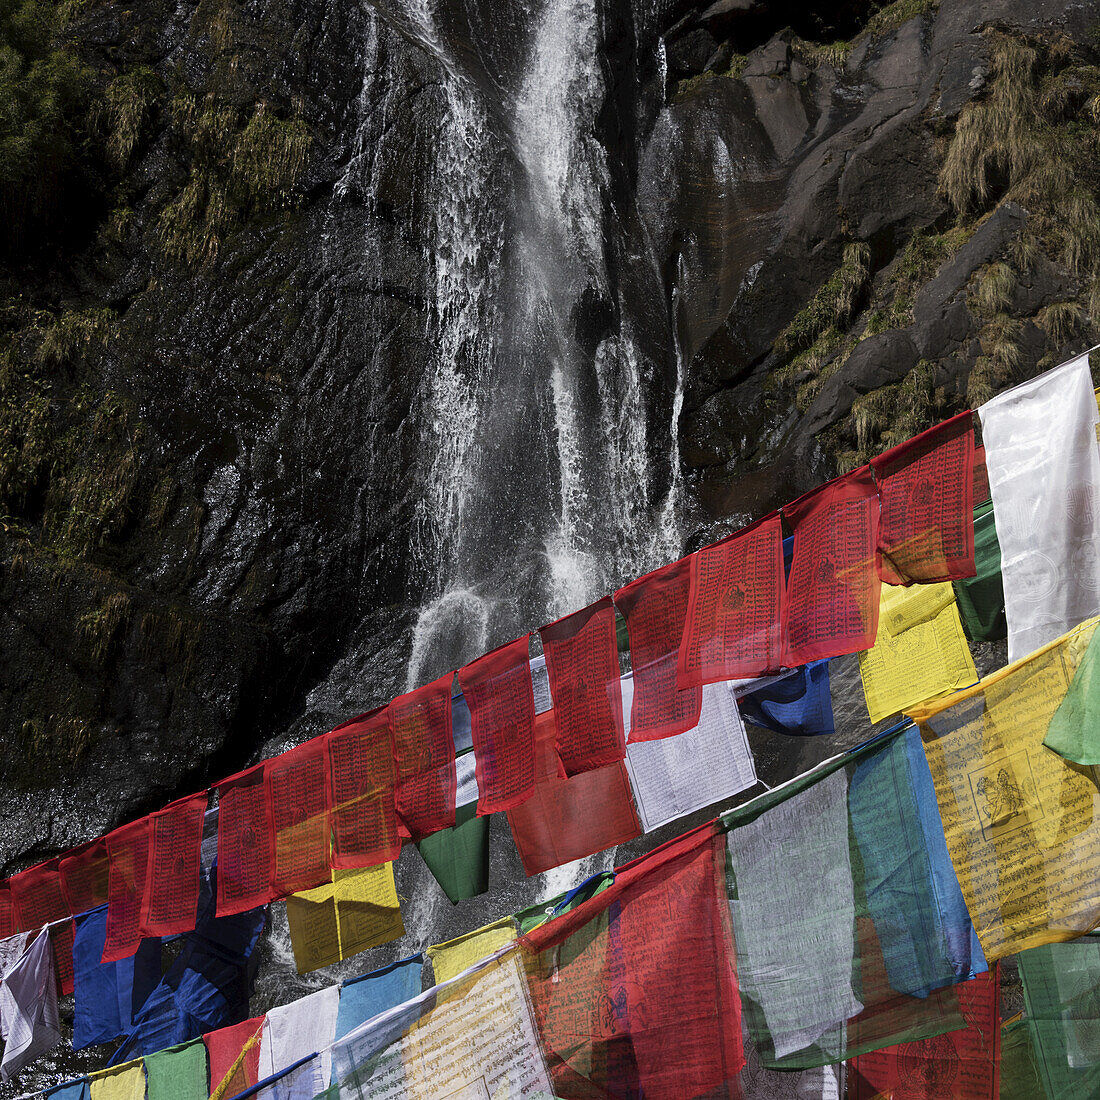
[103,819,152,964]
[205,1015,265,1099]
[61,840,111,918]
[507,709,640,876]
[142,792,208,938]
[46,1080,90,1100]
[784,466,881,664]
[265,739,330,898]
[979,352,1100,662]
[329,948,554,1099]
[539,596,626,774]
[143,1039,208,1100]
[872,411,976,585]
[88,1058,145,1100]
[217,765,274,917]
[458,636,538,813]
[972,443,990,505]
[952,500,1007,643]
[999,1017,1046,1100]
[848,968,1000,1099]
[325,707,400,870]
[1016,937,1100,1100]
[0,883,12,940]
[738,661,835,737]
[1044,621,1100,764]
[739,1023,839,1099]
[521,825,743,1100]
[416,797,489,902]
[333,955,423,1045]
[286,864,403,973]
[725,731,974,1070]
[258,984,339,1092]
[9,859,75,993]
[0,927,62,1081]
[514,872,614,935]
[910,616,1100,959]
[427,916,517,984]
[615,557,702,741]
[678,513,786,687]
[858,582,977,723]
[388,673,457,839]
[622,674,756,832]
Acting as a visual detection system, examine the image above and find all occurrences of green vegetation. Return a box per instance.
[101,66,163,171]
[792,0,940,71]
[80,590,131,663]
[776,242,871,355]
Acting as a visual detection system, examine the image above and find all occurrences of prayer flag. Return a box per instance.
[999,1017,1046,1100]
[333,954,423,1044]
[614,557,702,741]
[142,792,207,938]
[978,352,1100,661]
[622,675,756,832]
[784,466,881,663]
[910,616,1100,958]
[46,1081,89,1100]
[144,1039,208,1100]
[973,443,990,504]
[389,674,458,839]
[872,411,976,585]
[678,513,786,686]
[514,872,614,934]
[739,661,835,737]
[740,1024,840,1098]
[9,859,75,993]
[953,500,1007,642]
[0,883,12,940]
[265,739,330,898]
[285,864,403,973]
[0,927,61,1081]
[848,968,1000,1099]
[104,819,152,964]
[1044,621,1100,764]
[325,707,400,870]
[539,596,626,774]
[428,916,516,984]
[858,582,977,723]
[89,1059,145,1100]
[506,709,640,876]
[205,1015,265,1099]
[415,796,489,902]
[458,636,538,813]
[61,840,110,917]
[257,984,339,1091]
[216,765,274,917]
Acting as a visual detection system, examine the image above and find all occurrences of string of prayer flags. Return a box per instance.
[1043,620,1100,764]
[265,739,330,898]
[415,797,489,903]
[979,351,1100,661]
[739,661,835,737]
[257,984,339,1092]
[143,1039,208,1100]
[326,708,401,869]
[858,581,977,723]
[9,859,75,993]
[88,1058,145,1100]
[333,955,423,1046]
[848,968,1000,1099]
[204,1015,265,1099]
[678,512,786,686]
[61,840,111,918]
[216,765,274,917]
[521,824,743,1100]
[389,673,457,839]
[427,916,517,984]
[910,615,1100,959]
[1016,937,1100,1099]
[784,466,881,664]
[0,927,61,1082]
[622,674,756,832]
[539,596,626,774]
[142,792,207,938]
[507,709,640,876]
[286,864,403,973]
[953,500,1007,642]
[872,411,976,585]
[457,635,538,813]
[614,557,702,741]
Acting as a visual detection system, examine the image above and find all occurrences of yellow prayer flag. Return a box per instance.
[427,916,517,984]
[286,863,403,973]
[859,582,977,723]
[909,615,1100,959]
[89,1058,146,1100]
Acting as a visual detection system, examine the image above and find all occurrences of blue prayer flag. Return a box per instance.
[739,661,835,737]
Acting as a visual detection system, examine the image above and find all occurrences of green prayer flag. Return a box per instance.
[144,1038,208,1100]
[416,799,489,903]
[953,500,1007,642]
[514,872,614,934]
[1044,626,1100,764]
[1000,1018,1047,1100]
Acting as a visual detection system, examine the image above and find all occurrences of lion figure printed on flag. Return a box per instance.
[975,768,1025,826]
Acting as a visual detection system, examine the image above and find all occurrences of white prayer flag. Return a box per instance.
[0,928,61,1082]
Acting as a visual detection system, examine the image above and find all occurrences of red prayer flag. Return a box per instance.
[60,839,110,916]
[614,558,702,742]
[265,739,331,897]
[10,859,75,993]
[326,707,401,869]
[872,411,976,585]
[388,673,457,839]
[103,818,151,963]
[507,709,640,875]
[216,765,274,916]
[539,597,626,775]
[141,791,207,937]
[849,967,1000,1099]
[457,636,537,814]
[204,1014,265,1096]
[784,467,881,663]
[972,443,990,505]
[677,513,786,687]
[0,881,13,939]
